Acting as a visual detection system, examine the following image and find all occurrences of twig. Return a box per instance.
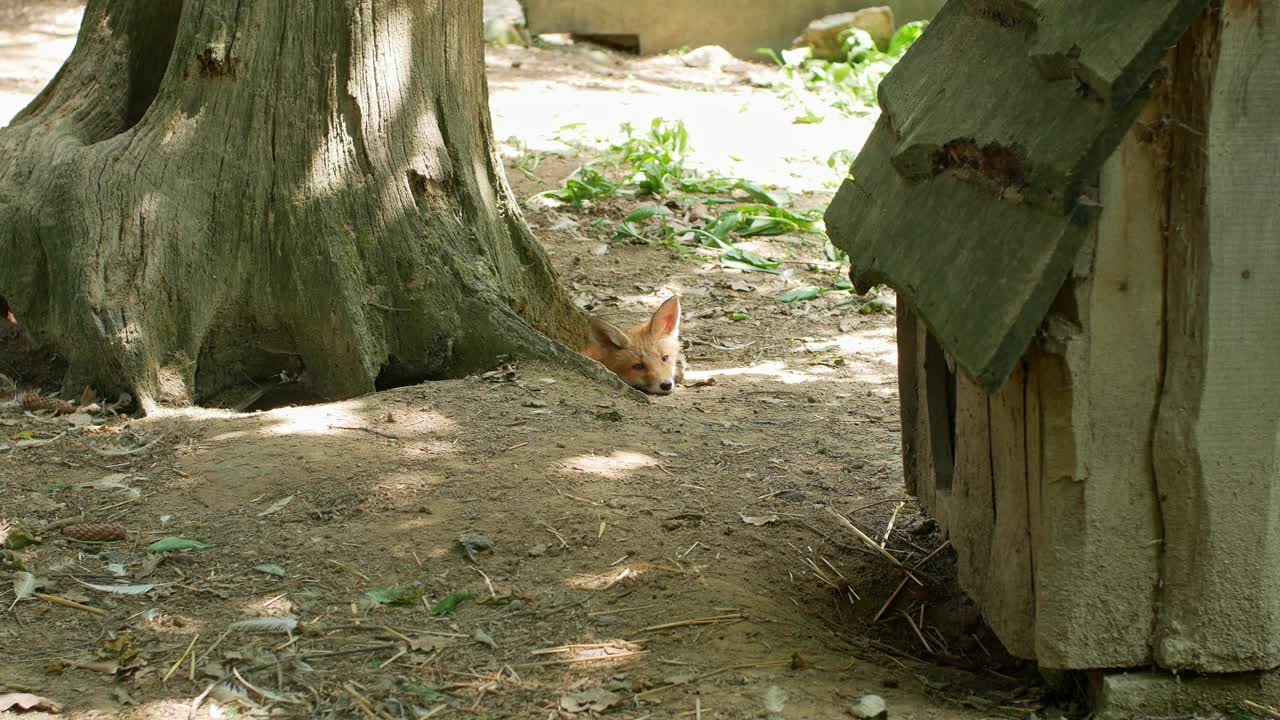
[37,514,86,533]
[190,643,401,715]
[540,522,569,548]
[825,507,922,585]
[344,683,389,720]
[194,628,233,666]
[880,501,905,547]
[163,634,200,683]
[329,425,398,440]
[89,434,166,457]
[530,641,646,656]
[327,559,371,581]
[637,660,790,698]
[873,575,910,623]
[912,539,952,569]
[638,614,743,633]
[469,565,497,598]
[847,497,906,514]
[377,647,407,669]
[516,650,648,667]
[33,593,105,615]
[900,611,933,654]
[233,667,302,704]
[556,488,602,506]
[587,604,656,617]
[1245,701,1280,720]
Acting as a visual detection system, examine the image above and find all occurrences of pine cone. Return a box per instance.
[62,523,128,542]
[21,392,76,415]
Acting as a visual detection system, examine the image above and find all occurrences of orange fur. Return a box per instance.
[581,296,685,395]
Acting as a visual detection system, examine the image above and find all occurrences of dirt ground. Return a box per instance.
[2,6,1053,719]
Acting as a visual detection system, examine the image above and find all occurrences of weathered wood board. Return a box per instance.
[1153,0,1280,673]
[825,0,1209,393]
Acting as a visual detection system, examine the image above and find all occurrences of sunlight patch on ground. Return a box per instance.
[486,57,874,194]
[373,472,452,499]
[154,401,457,441]
[252,404,362,437]
[685,361,820,385]
[239,593,297,619]
[562,450,657,478]
[800,326,899,366]
[531,639,647,666]
[567,563,657,591]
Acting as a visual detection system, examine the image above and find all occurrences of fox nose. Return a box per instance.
[659,381,673,392]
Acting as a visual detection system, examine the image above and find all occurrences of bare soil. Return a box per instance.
[1,7,1049,719]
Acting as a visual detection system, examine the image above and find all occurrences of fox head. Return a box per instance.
[584,295,682,395]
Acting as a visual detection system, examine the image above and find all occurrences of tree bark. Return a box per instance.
[0,0,598,408]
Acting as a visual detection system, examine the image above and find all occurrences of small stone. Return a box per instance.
[795,7,897,59]
[680,45,735,72]
[852,694,888,719]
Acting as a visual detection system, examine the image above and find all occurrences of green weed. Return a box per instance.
[760,21,928,121]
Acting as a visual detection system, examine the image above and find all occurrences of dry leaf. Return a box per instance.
[740,513,780,526]
[9,571,36,610]
[79,581,155,595]
[559,688,621,714]
[229,616,298,634]
[134,554,165,580]
[0,692,64,713]
[256,495,294,517]
[408,635,454,653]
[472,628,497,649]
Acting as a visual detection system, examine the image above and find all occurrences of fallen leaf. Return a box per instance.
[403,684,448,702]
[147,537,211,553]
[229,616,299,634]
[134,554,165,579]
[431,592,474,617]
[0,693,64,713]
[112,687,138,706]
[9,571,36,609]
[560,688,621,714]
[79,581,155,595]
[366,585,425,607]
[458,532,494,562]
[256,495,294,517]
[740,513,780,526]
[408,636,455,653]
[472,628,497,649]
[64,659,120,675]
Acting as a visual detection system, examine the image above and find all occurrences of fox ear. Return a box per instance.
[649,295,681,338]
[588,317,631,350]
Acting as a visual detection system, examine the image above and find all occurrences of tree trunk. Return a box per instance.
[0,0,598,408]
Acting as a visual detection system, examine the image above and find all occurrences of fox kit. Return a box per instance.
[583,296,686,395]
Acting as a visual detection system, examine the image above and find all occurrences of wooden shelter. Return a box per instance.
[824,0,1280,715]
[520,0,944,58]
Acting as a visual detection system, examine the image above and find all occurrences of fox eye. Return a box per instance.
[632,362,645,370]
[661,355,670,362]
